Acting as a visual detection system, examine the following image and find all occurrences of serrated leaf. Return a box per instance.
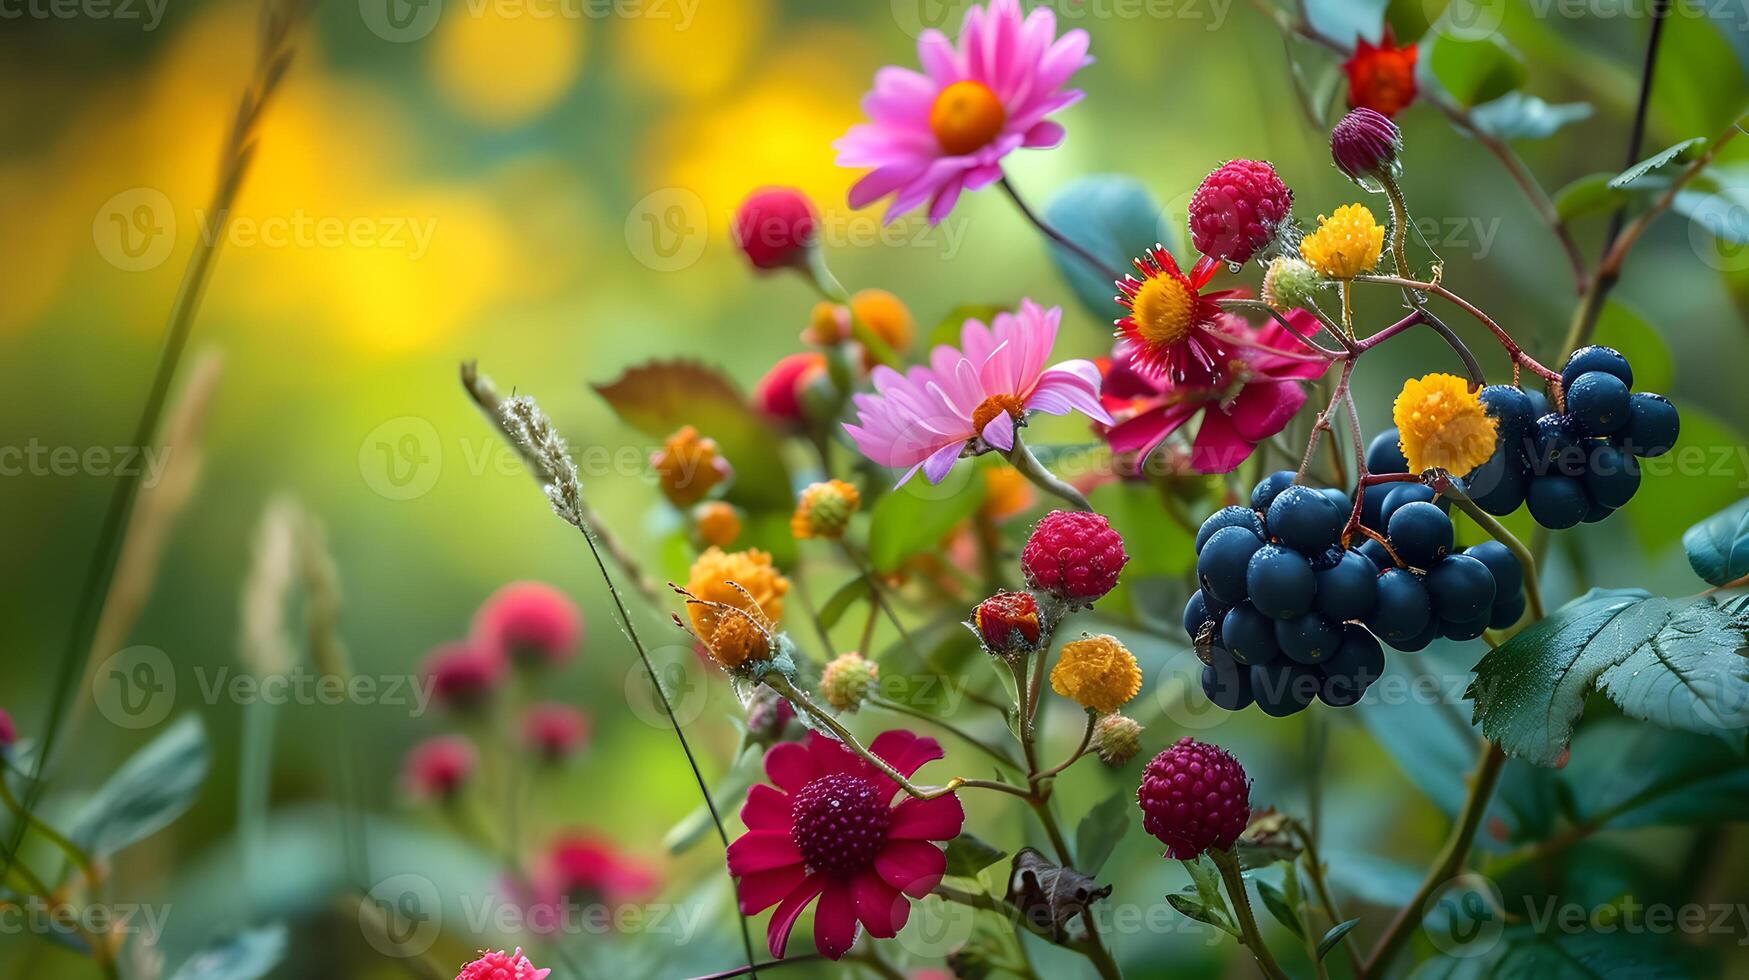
[1042,176,1172,321]
[1430,33,1527,106]
[1468,589,1749,766]
[945,832,1007,878]
[867,473,986,572]
[816,577,872,631]
[1609,138,1706,189]
[1316,918,1361,961]
[1468,92,1591,140]
[1684,496,1749,587]
[69,715,208,856]
[1255,877,1306,939]
[1179,855,1237,935]
[1072,791,1130,877]
[169,924,287,980]
[1412,925,1698,979]
[592,360,792,510]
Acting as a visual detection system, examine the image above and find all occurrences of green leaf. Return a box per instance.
[1684,496,1749,587]
[1165,893,1235,934]
[867,473,986,572]
[1255,877,1306,939]
[1385,0,1441,42]
[1553,174,1631,224]
[169,924,287,980]
[1073,791,1130,877]
[1429,32,1527,107]
[816,577,872,631]
[666,747,761,854]
[1608,138,1706,189]
[1412,925,1698,979]
[1591,301,1674,394]
[1179,855,1237,935]
[1468,589,1749,766]
[928,304,1008,349]
[944,833,1007,878]
[592,360,792,510]
[1468,93,1591,140]
[1042,176,1172,321]
[1558,717,1749,830]
[1316,918,1361,961]
[69,715,208,856]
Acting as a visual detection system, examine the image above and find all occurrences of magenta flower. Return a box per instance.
[1101,309,1328,473]
[844,300,1110,485]
[835,0,1091,223]
[728,730,965,960]
[471,581,583,668]
[454,949,548,980]
[403,735,477,801]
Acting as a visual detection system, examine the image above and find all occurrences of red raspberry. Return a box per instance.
[733,186,818,271]
[1137,737,1251,859]
[1187,160,1293,265]
[1020,510,1129,604]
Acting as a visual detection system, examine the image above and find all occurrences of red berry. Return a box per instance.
[1021,510,1129,604]
[0,709,16,748]
[733,186,818,271]
[1137,737,1251,859]
[1187,160,1293,265]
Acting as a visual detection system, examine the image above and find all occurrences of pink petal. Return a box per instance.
[874,840,948,897]
[766,875,826,959]
[727,831,803,876]
[1023,120,1066,147]
[737,864,808,915]
[813,878,861,960]
[1190,411,1259,474]
[888,794,967,841]
[805,730,862,777]
[867,730,945,784]
[920,441,963,485]
[741,784,792,832]
[1105,402,1199,455]
[850,869,910,939]
[981,412,1015,451]
[764,741,819,793]
[1227,381,1306,442]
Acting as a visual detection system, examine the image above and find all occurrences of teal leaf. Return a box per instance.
[1467,589,1749,766]
[1412,925,1697,979]
[1255,876,1306,939]
[867,471,986,572]
[1553,173,1632,224]
[1683,496,1749,587]
[944,833,1007,878]
[1468,93,1591,140]
[1041,176,1172,321]
[1608,138,1706,189]
[169,924,287,980]
[1558,718,1749,830]
[69,715,208,856]
[1672,183,1749,245]
[1072,791,1130,877]
[1316,918,1362,961]
[1429,32,1527,107]
[816,577,872,631]
[1306,0,1390,46]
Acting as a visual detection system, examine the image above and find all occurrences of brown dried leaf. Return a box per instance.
[1005,847,1112,943]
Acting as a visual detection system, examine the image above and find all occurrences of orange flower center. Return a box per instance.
[972,394,1026,436]
[929,80,1006,156]
[1130,275,1196,347]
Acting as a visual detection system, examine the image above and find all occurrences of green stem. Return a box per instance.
[0,771,95,882]
[1036,711,1096,780]
[1292,821,1364,978]
[868,697,1020,770]
[1007,435,1091,512]
[1210,848,1291,980]
[764,674,974,800]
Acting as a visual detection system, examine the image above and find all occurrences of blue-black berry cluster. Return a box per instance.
[1184,471,1529,717]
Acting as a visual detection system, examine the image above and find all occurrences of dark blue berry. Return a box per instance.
[1202,648,1254,711]
[1489,592,1527,630]
[1426,554,1497,623]
[1387,501,1454,568]
[1583,500,1615,524]
[1390,619,1441,653]
[1196,505,1267,552]
[1222,603,1282,666]
[1366,428,1408,474]
[1358,537,1394,570]
[1249,662,1319,717]
[1322,487,1354,519]
[1462,445,1529,517]
[1526,474,1589,529]
[1276,613,1342,665]
[1439,615,1490,642]
[1183,590,1217,641]
[1524,387,1552,420]
[1479,385,1538,447]
[1315,549,1380,622]
[1529,414,1586,477]
[1620,392,1679,458]
[1562,345,1633,390]
[1566,371,1632,436]
[1251,470,1299,511]
[1246,545,1317,619]
[1584,443,1640,508]
[1197,525,1265,604]
[1317,625,1384,707]
[1380,483,1446,527]
[1365,568,1432,642]
[1268,485,1346,555]
[1463,541,1523,598]
[1308,545,1347,572]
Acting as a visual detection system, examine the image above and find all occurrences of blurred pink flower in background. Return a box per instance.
[422,641,506,712]
[403,735,477,801]
[522,703,590,762]
[453,948,549,980]
[472,582,583,667]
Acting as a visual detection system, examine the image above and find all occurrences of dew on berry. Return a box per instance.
[1198,525,1265,605]
[1246,545,1317,620]
[1315,548,1381,622]
[1386,500,1453,568]
[1366,567,1431,642]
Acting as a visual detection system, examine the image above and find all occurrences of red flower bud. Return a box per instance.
[971,591,1043,656]
[733,186,819,271]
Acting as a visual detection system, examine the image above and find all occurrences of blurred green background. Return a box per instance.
[2,0,1748,976]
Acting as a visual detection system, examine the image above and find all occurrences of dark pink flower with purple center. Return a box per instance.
[728,730,965,960]
[835,0,1091,223]
[1101,308,1328,474]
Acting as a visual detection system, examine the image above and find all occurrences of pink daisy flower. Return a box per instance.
[728,729,965,960]
[1102,308,1329,473]
[836,0,1091,223]
[454,948,549,980]
[844,300,1109,485]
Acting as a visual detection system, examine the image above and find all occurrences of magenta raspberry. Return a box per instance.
[1188,159,1294,265]
[1021,510,1129,604]
[1137,737,1251,859]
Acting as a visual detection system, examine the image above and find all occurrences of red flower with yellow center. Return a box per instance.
[1114,246,1236,382]
[1343,30,1418,118]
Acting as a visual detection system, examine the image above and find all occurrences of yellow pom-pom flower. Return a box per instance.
[820,651,879,711]
[791,480,861,539]
[685,547,789,668]
[1050,634,1143,714]
[1299,204,1384,280]
[1393,373,1499,475]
